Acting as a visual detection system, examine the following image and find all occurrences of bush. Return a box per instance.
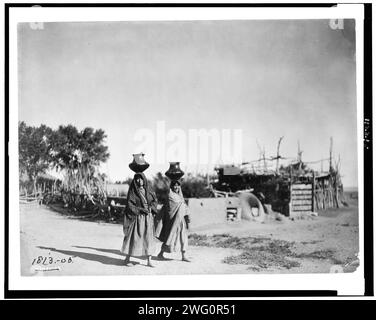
[181,174,212,198]
[151,172,212,203]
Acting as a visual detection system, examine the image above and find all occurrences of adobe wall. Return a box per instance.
[187,198,230,228]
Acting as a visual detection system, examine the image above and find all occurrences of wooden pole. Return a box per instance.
[289,165,293,217]
[297,140,303,171]
[329,137,333,172]
[263,147,267,173]
[276,136,284,175]
[312,171,316,212]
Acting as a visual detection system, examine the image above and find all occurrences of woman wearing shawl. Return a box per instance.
[121,172,158,267]
[157,180,191,262]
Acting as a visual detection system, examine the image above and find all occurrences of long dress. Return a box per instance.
[157,188,189,253]
[121,172,158,257]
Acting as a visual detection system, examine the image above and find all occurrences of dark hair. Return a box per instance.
[134,173,143,179]
[133,173,147,187]
[170,180,181,187]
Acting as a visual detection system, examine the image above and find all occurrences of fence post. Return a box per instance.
[289,166,293,217]
[312,171,315,212]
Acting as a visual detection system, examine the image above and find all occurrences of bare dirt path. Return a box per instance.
[20,201,359,276]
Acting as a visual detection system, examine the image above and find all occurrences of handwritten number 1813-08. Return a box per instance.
[32,256,74,265]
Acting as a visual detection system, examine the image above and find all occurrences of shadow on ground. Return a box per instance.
[73,245,176,262]
[37,246,125,266]
[73,245,122,256]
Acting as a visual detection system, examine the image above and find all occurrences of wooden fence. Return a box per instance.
[289,173,342,216]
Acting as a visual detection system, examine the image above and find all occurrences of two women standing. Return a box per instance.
[121,169,191,267]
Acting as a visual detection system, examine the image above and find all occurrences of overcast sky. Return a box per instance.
[18,19,358,187]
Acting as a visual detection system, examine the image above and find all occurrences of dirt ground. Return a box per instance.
[20,196,359,276]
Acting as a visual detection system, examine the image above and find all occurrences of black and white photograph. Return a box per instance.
[5,3,370,296]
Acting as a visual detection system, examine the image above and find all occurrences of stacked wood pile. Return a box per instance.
[214,162,344,216]
[290,183,313,216]
[213,138,345,216]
